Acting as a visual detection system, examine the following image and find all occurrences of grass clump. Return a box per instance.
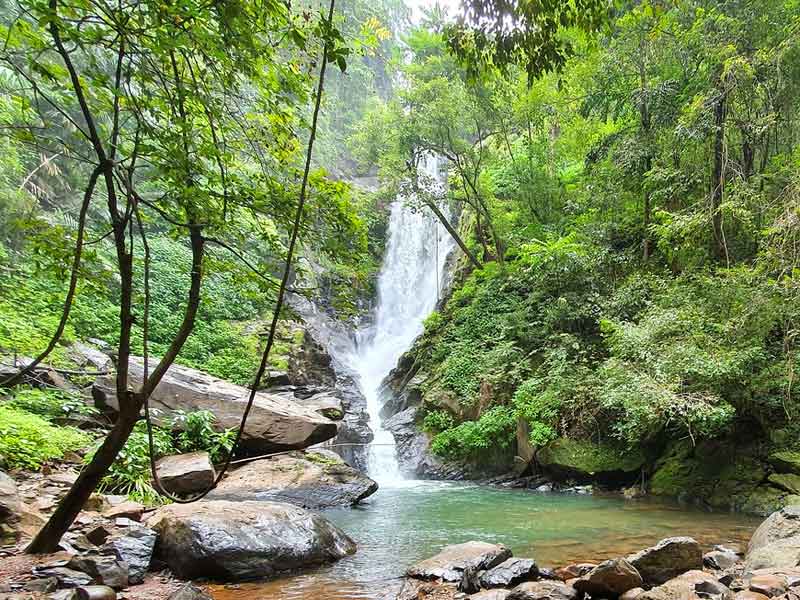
[0,405,92,470]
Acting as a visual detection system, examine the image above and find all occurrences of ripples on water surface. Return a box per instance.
[208,481,760,600]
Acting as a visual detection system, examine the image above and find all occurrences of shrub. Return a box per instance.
[91,421,175,506]
[172,409,236,463]
[422,409,455,433]
[6,387,97,420]
[431,406,516,460]
[0,405,92,470]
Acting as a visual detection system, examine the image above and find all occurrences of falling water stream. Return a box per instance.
[209,158,760,599]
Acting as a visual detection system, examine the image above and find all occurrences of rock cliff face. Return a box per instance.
[287,329,373,471]
[378,351,469,480]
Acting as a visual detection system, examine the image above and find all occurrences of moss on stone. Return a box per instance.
[649,440,768,512]
[538,438,645,477]
[740,485,789,516]
[768,473,800,495]
[769,451,800,475]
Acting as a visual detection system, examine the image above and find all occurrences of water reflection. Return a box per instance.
[208,482,759,600]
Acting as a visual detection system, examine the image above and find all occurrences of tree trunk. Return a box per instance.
[711,89,727,262]
[27,404,140,553]
[425,198,482,270]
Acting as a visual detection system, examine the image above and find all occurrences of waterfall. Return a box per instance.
[353,154,455,483]
[291,154,454,483]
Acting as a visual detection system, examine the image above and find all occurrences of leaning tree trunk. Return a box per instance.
[27,401,140,552]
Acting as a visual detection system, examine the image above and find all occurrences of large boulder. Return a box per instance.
[626,537,703,585]
[155,452,216,496]
[749,507,800,555]
[480,558,539,589]
[769,453,800,476]
[94,358,338,454]
[207,451,377,509]
[746,507,800,572]
[507,580,579,600]
[537,438,644,484]
[148,500,355,581]
[406,541,512,582]
[574,559,644,598]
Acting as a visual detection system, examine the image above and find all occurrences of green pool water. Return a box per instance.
[209,481,760,600]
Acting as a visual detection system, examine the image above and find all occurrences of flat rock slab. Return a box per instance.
[406,541,512,582]
[147,499,355,581]
[208,451,377,509]
[155,452,216,496]
[94,357,338,454]
[626,537,702,585]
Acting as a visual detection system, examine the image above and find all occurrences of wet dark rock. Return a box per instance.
[94,357,338,455]
[480,558,539,589]
[208,451,377,509]
[85,525,111,547]
[506,580,578,600]
[574,558,643,597]
[148,499,356,581]
[68,554,128,589]
[384,407,468,480]
[101,525,157,584]
[406,541,512,582]
[626,537,703,585]
[155,452,216,496]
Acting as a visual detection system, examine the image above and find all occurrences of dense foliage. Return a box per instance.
[352,0,800,484]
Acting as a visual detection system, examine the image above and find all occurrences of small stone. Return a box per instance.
[168,582,213,600]
[705,548,741,570]
[507,580,577,600]
[77,585,117,599]
[50,471,79,486]
[33,566,93,588]
[554,563,596,581]
[85,525,111,546]
[84,495,112,513]
[24,577,58,592]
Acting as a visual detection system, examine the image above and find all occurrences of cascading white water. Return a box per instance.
[352,154,455,483]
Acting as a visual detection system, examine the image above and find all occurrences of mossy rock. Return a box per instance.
[740,485,791,516]
[769,451,800,475]
[538,438,644,482]
[650,440,767,512]
[768,473,800,495]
